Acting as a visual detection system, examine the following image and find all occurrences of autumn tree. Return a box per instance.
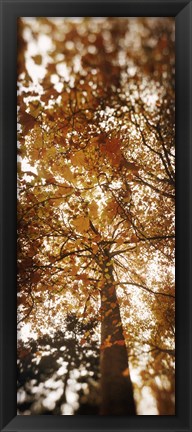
[17,17,175,415]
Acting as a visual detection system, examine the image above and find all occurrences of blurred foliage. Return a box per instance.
[17,314,100,414]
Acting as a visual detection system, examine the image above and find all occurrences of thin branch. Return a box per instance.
[116,281,175,299]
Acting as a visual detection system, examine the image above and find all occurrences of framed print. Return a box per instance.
[0,0,191,431]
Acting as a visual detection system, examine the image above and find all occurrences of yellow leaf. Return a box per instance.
[116,238,124,246]
[28,101,41,118]
[71,150,85,166]
[92,244,98,254]
[63,166,74,183]
[37,208,44,218]
[31,149,39,161]
[47,147,56,157]
[53,198,64,205]
[35,134,43,149]
[71,265,78,276]
[89,200,98,218]
[98,279,105,289]
[73,216,90,232]
[17,161,22,173]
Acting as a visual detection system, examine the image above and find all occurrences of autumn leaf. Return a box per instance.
[71,150,86,166]
[92,244,99,254]
[88,200,98,218]
[116,238,124,246]
[122,368,130,377]
[32,54,42,65]
[101,137,121,154]
[120,158,139,174]
[72,216,90,232]
[130,234,139,243]
[105,309,112,317]
[71,265,78,276]
[100,335,112,350]
[31,148,39,162]
[19,111,36,134]
[31,273,41,283]
[80,338,86,346]
[17,161,22,173]
[115,340,125,346]
[28,101,41,118]
[76,273,89,283]
[18,348,31,359]
[46,175,56,184]
[108,286,115,295]
[63,166,74,183]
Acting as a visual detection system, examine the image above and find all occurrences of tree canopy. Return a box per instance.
[17,17,175,415]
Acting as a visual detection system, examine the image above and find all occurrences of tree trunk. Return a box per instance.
[99,256,136,415]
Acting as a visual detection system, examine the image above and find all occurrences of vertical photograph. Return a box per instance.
[17,17,175,415]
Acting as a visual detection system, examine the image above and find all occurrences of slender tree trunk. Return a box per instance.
[99,255,136,415]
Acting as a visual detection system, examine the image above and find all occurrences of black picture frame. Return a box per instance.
[0,0,191,431]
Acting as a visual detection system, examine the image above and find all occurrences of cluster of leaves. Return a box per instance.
[17,17,175,414]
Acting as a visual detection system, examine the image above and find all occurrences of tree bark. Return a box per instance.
[99,255,136,415]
